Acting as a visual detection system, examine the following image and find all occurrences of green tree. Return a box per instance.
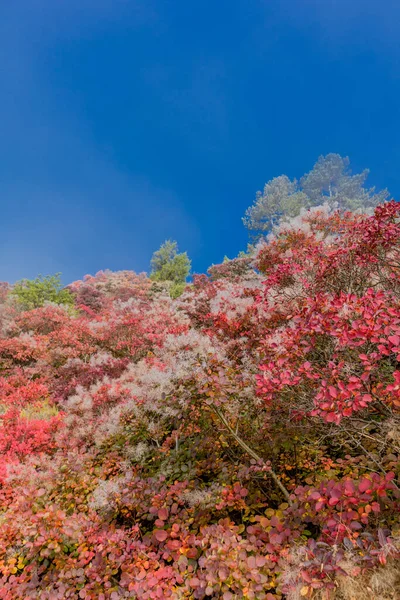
[243,153,389,239]
[12,273,74,310]
[150,240,191,298]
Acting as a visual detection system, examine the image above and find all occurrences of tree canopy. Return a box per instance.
[243,153,389,238]
[11,273,74,310]
[150,240,191,298]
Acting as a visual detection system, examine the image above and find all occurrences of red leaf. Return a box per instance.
[358,478,371,493]
[371,502,380,513]
[344,480,355,495]
[154,530,168,542]
[326,412,338,423]
[166,539,181,551]
[328,386,338,398]
[301,570,312,583]
[256,555,266,567]
[157,507,168,521]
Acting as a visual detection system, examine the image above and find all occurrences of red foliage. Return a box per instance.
[0,203,399,598]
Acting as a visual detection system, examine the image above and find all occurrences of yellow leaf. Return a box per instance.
[259,517,269,528]
[300,586,309,597]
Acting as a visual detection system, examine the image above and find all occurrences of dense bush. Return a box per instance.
[0,202,399,599]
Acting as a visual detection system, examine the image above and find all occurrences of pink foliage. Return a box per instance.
[0,203,399,598]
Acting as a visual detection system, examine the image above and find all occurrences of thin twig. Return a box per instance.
[347,433,400,493]
[212,405,292,504]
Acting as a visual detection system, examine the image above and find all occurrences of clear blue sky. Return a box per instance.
[1,0,399,284]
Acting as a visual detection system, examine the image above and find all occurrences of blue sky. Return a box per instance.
[1,0,400,284]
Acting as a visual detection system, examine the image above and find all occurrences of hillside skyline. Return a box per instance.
[1,1,400,283]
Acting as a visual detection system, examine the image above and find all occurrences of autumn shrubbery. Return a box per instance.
[0,202,399,599]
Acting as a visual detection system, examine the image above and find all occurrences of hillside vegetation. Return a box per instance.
[0,166,399,597]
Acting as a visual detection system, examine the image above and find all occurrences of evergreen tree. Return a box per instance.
[150,240,191,298]
[243,153,389,239]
